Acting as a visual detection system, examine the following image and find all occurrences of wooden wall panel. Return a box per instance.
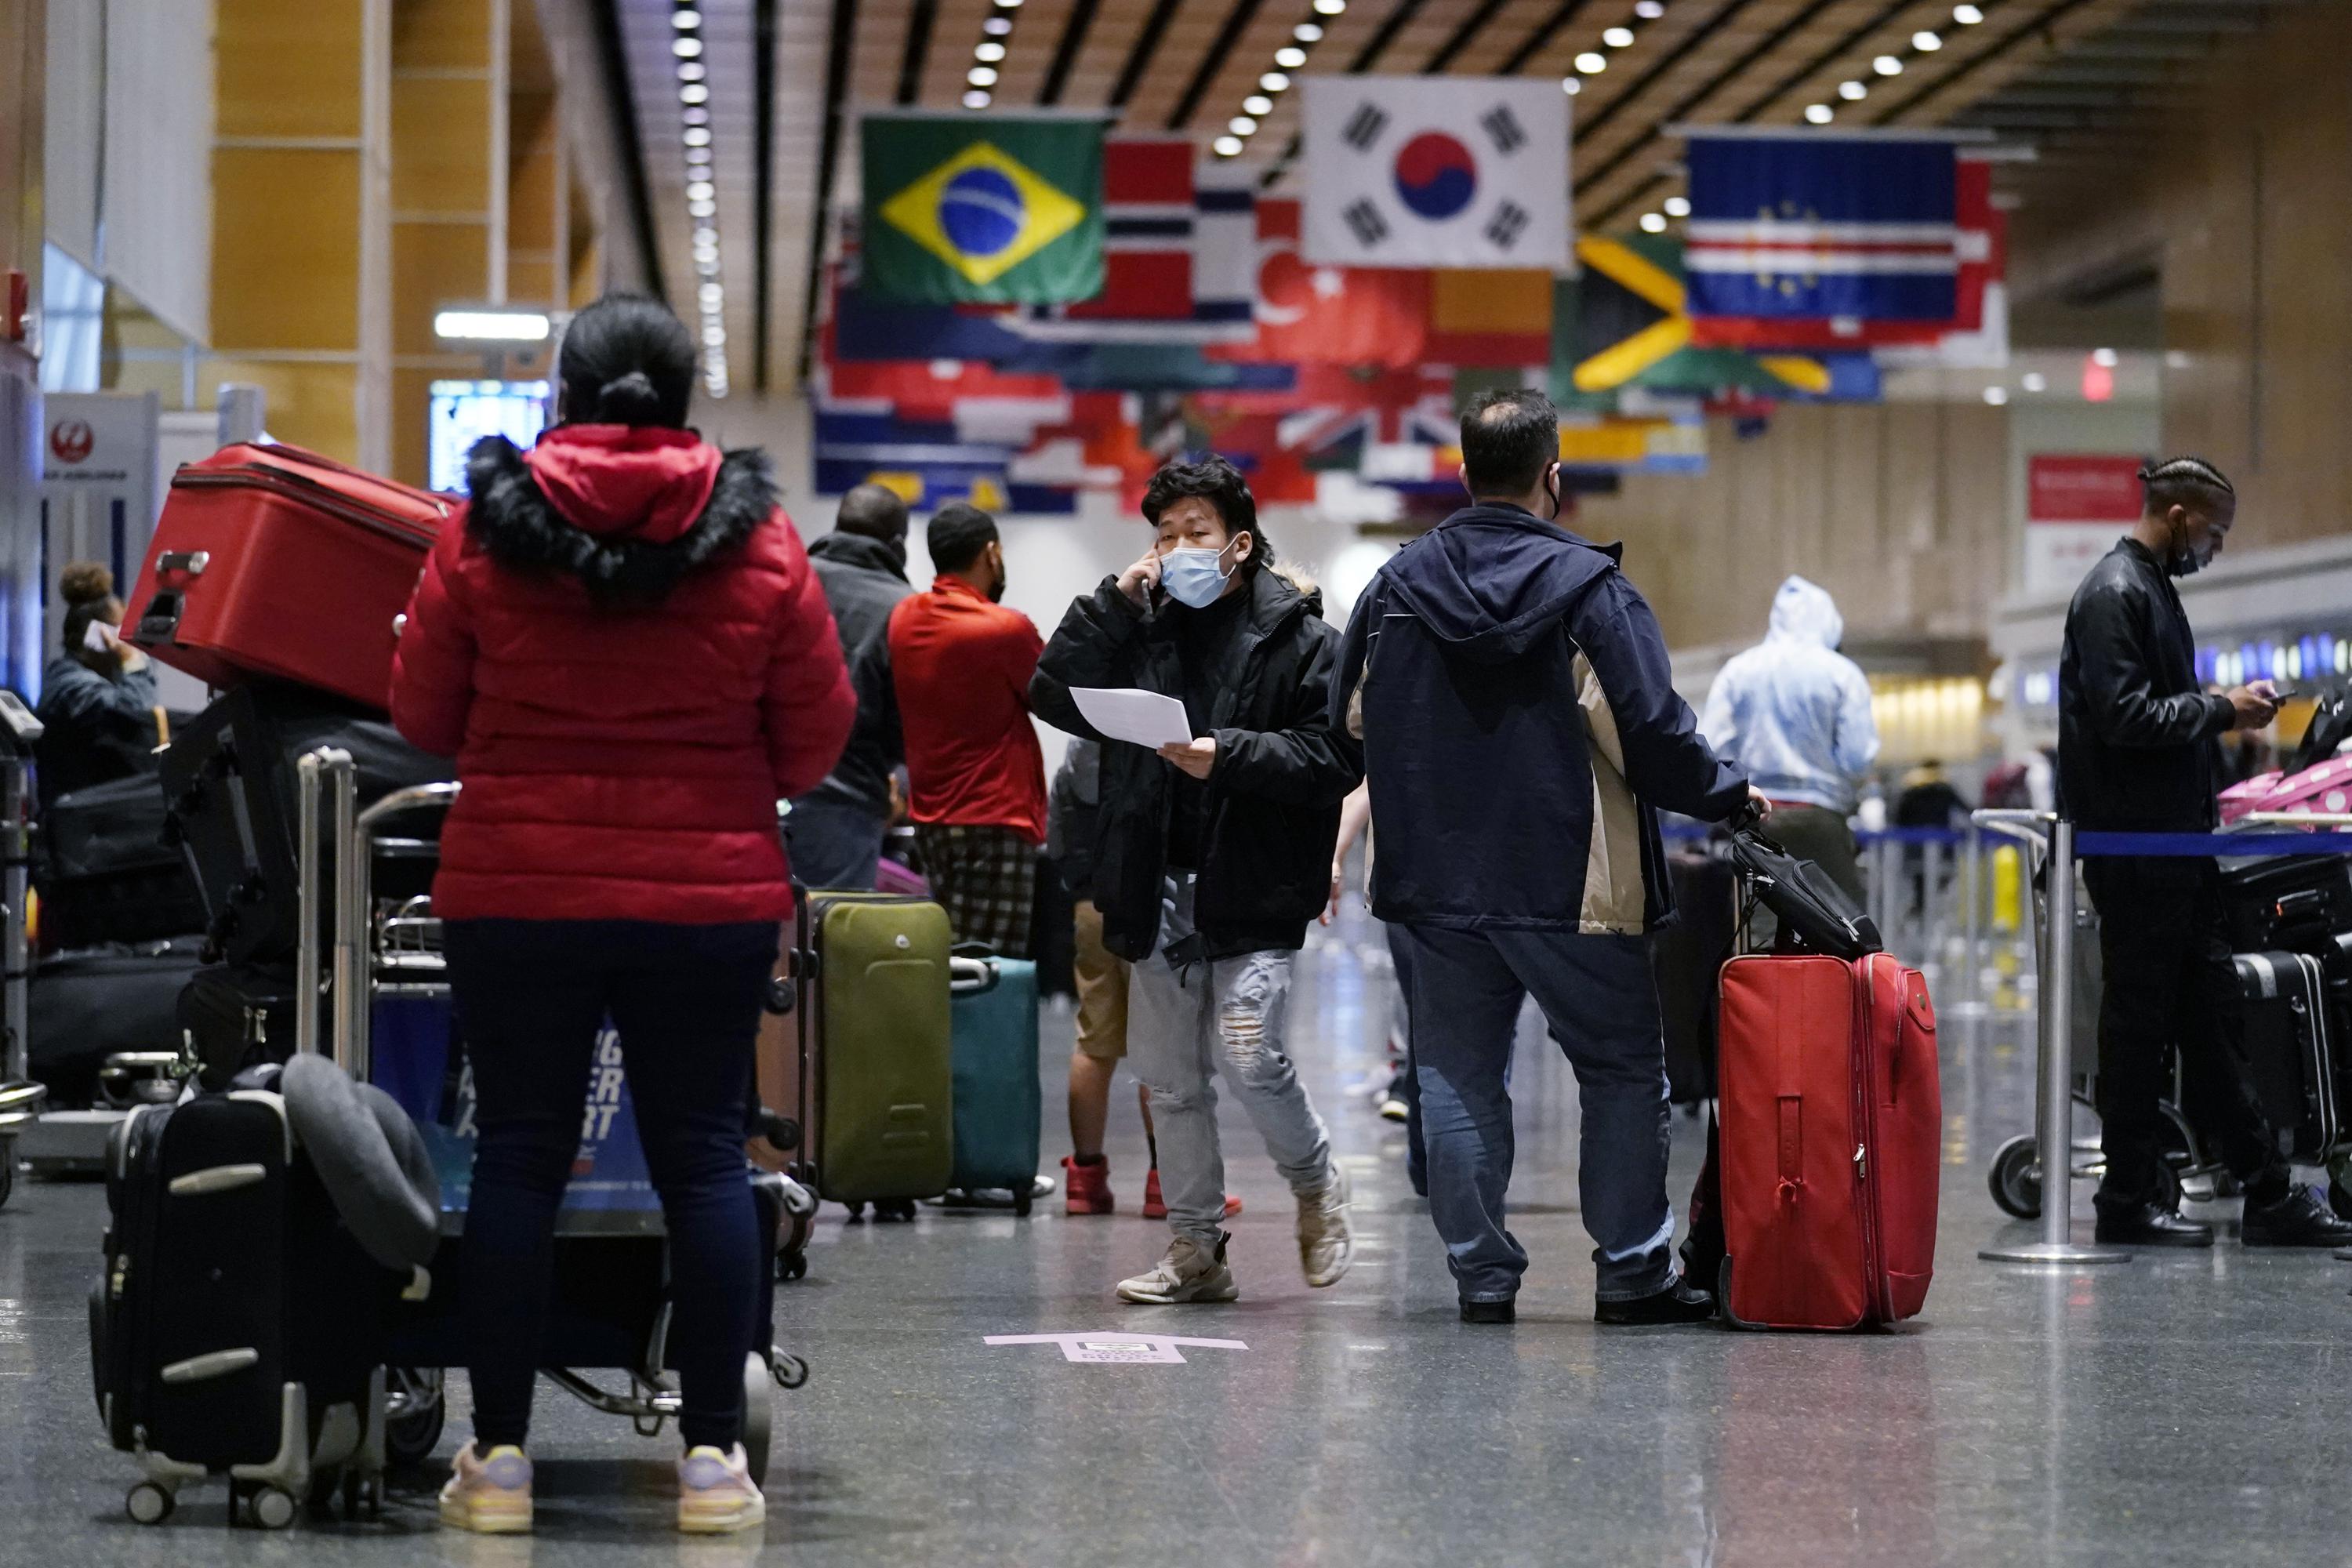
[212,149,364,351]
[391,78,495,212]
[217,0,365,139]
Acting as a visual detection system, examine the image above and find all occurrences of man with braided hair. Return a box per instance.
[2058,455,2352,1248]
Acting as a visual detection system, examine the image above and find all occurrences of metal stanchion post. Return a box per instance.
[1955,826,1986,1017]
[1980,817,2131,1264]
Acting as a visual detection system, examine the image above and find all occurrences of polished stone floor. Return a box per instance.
[5,910,2350,1566]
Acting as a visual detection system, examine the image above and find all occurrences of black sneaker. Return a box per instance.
[2241,1183,2352,1248]
[1459,1297,1515,1324]
[1595,1277,1715,1326]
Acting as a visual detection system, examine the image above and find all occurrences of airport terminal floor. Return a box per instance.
[5,906,2347,1568]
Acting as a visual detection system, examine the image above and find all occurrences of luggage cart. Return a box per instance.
[301,751,811,1478]
[0,691,49,1204]
[1976,812,2223,1221]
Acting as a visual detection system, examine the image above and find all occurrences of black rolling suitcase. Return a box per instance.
[2220,856,2352,958]
[2231,950,2347,1163]
[1652,843,1735,1105]
[178,964,305,1092]
[36,775,208,949]
[158,683,449,967]
[92,1093,399,1527]
[28,938,204,1105]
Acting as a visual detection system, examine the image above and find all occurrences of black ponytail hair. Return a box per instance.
[2140,455,2234,516]
[557,292,697,429]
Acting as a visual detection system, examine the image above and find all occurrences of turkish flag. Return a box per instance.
[1210,199,1428,369]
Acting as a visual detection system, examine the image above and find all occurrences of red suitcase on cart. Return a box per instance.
[1716,949,1941,1330]
[127,443,452,710]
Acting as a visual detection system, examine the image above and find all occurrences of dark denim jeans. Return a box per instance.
[445,918,778,1452]
[1399,924,1677,1304]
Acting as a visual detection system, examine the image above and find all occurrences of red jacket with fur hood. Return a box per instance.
[390,424,854,924]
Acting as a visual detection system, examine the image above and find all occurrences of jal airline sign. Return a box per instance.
[2025,453,2145,598]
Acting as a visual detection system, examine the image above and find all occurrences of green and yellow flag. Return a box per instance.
[860,114,1105,305]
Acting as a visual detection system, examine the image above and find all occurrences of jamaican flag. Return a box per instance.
[861,114,1105,306]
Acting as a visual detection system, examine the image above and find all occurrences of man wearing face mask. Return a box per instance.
[2058,456,2352,1248]
[886,502,1050,956]
[789,484,916,890]
[1031,456,1363,1305]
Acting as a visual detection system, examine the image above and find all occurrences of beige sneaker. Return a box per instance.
[1298,1165,1355,1287]
[1116,1232,1240,1303]
[677,1443,767,1534]
[439,1441,532,1534]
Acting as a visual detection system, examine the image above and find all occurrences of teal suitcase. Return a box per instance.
[948,953,1041,1215]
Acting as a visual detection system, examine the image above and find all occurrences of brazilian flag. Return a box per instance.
[861,114,1105,306]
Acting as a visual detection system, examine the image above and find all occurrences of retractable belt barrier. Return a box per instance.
[2074,830,2352,857]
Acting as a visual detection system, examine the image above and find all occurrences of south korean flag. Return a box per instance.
[1301,76,1570,270]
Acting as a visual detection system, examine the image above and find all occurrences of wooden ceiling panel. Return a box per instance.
[920,0,1004,104]
[988,0,1080,102]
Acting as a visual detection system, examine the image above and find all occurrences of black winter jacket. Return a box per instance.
[2057,538,2232,832]
[1030,568,1363,961]
[35,655,160,808]
[1334,505,1748,934]
[797,531,913,818]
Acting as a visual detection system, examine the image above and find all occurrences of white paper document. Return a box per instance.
[1069,687,1194,750]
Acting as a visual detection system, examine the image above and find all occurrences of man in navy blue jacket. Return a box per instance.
[1332,389,1760,1326]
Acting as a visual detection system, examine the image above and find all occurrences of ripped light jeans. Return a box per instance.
[1127,876,1334,1248]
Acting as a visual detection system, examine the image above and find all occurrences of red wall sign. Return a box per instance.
[2028,453,2144,524]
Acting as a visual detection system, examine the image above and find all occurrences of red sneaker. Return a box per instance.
[1063,1155,1115,1215]
[1141,1169,1241,1221]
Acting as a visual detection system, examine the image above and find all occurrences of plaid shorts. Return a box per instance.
[913,823,1040,959]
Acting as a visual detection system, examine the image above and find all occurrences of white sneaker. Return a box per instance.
[677,1443,767,1534]
[1298,1165,1355,1287]
[439,1441,532,1534]
[1116,1232,1240,1304]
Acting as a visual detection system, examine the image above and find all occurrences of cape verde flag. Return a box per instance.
[1684,136,1957,322]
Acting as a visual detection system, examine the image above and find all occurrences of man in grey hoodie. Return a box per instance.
[788,485,914,890]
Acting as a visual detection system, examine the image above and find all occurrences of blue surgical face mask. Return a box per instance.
[1159,539,1238,608]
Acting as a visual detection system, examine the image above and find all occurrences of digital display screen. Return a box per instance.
[428,380,550,494]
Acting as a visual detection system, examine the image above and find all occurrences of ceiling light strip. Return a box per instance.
[961,0,1026,109]
[673,1,728,396]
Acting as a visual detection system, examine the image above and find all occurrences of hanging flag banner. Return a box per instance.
[1427,269,1554,368]
[1191,165,1260,334]
[861,113,1106,304]
[1300,76,1570,270]
[1211,198,1428,369]
[1683,133,1956,323]
[811,406,1079,515]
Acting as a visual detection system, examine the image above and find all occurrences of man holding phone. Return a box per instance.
[2058,456,2352,1248]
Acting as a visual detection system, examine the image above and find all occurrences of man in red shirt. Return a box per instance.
[886,503,1048,956]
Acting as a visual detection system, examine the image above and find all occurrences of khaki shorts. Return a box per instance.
[1073,898,1131,1061]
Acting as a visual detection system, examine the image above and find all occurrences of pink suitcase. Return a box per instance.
[2220,756,2352,825]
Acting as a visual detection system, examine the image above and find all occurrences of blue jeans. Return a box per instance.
[786,796,886,891]
[1383,922,1426,1196]
[445,918,778,1451]
[1399,924,1676,1304]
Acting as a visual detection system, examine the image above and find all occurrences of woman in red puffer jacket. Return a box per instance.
[391,294,851,1537]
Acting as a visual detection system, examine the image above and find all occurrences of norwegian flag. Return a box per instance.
[1008,140,1254,344]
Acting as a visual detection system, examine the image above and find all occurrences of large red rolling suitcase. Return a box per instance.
[127,443,451,710]
[1716,949,1940,1330]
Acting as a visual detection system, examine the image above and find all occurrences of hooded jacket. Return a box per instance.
[1030,565,1363,962]
[1333,504,1748,935]
[34,654,160,807]
[1698,575,1880,814]
[2057,537,2233,833]
[390,424,855,924]
[797,530,913,818]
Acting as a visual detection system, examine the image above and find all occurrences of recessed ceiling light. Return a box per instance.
[688,198,716,217]
[2021,372,2046,392]
[1982,385,2009,406]
[2092,347,2118,366]
[964,89,991,107]
[686,180,714,201]
[1953,2,1984,20]
[967,65,998,85]
[680,83,709,104]
[676,60,705,81]
[1913,30,1942,50]
[699,283,724,305]
[983,14,1011,32]
[1602,26,1633,47]
[1213,135,1244,157]
[1561,76,1580,95]
[1575,51,1606,73]
[993,0,1021,9]
[687,148,712,167]
[671,36,702,57]
[1294,21,1323,39]
[1873,54,1903,74]
[1639,212,1667,233]
[975,40,1005,61]
[1230,115,1258,135]
[1805,103,1834,124]
[672,8,700,27]
[1664,194,1690,217]
[1839,79,1867,100]
[1313,0,1345,15]
[1276,45,1307,67]
[693,226,717,245]
[1243,93,1273,115]
[683,107,710,125]
[1261,71,1290,91]
[1634,0,1664,15]
[684,126,711,146]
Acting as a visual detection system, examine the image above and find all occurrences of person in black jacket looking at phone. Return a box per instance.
[2057,455,2352,1248]
[1031,456,1362,1306]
